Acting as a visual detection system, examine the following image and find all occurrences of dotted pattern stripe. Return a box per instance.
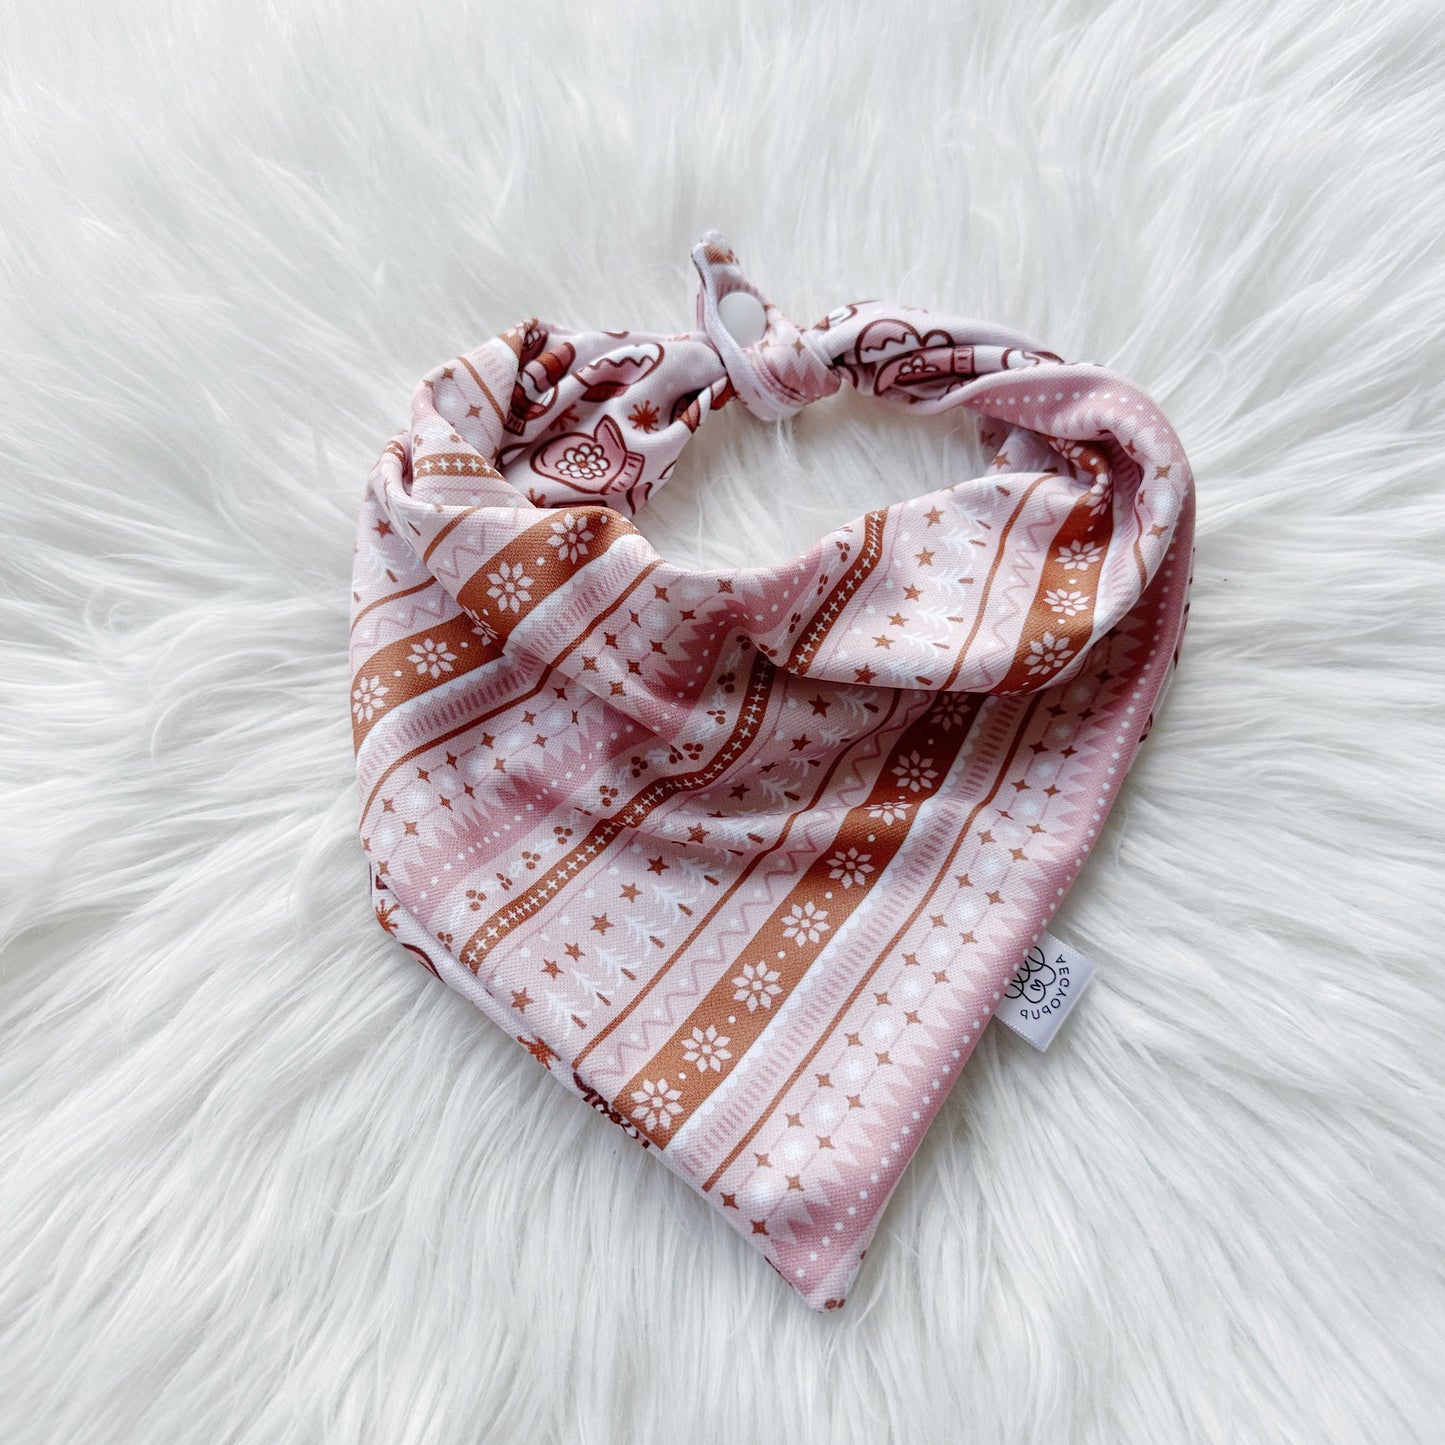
[349,232,1197,1312]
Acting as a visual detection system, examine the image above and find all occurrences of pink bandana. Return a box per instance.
[349,232,1195,1309]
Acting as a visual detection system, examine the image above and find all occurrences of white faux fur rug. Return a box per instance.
[3,3,1443,1441]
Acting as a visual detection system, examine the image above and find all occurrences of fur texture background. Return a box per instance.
[2,2,1442,1441]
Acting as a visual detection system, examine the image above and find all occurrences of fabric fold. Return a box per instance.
[349,234,1195,1309]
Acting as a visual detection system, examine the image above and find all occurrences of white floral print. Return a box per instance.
[408,636,458,678]
[681,1024,732,1074]
[867,800,912,825]
[732,960,783,1012]
[827,848,874,889]
[1044,589,1091,617]
[547,512,596,563]
[1055,541,1104,570]
[486,560,535,612]
[1026,630,1074,675]
[782,900,830,946]
[553,439,608,482]
[935,694,972,731]
[351,675,388,723]
[630,1078,683,1131]
[892,752,938,792]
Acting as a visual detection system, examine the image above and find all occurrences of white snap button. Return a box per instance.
[717,290,767,347]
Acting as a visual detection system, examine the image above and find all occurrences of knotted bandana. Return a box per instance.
[349,232,1195,1310]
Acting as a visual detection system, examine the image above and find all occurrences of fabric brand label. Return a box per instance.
[993,931,1096,1051]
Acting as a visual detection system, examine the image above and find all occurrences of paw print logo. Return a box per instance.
[628,754,650,779]
[553,825,574,845]
[598,784,619,806]
[717,671,736,693]
[435,930,454,948]
[681,741,704,760]
[521,850,541,870]
[495,872,514,891]
[465,889,486,911]
[707,708,726,724]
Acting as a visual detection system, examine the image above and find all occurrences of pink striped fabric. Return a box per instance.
[349,232,1195,1309]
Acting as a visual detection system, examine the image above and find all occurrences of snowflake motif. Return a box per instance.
[681,1024,732,1074]
[1083,482,1111,515]
[892,751,938,793]
[1026,630,1074,675]
[551,439,609,482]
[867,800,912,825]
[470,617,499,644]
[547,512,596,563]
[408,636,458,678]
[1056,540,1104,570]
[827,848,875,889]
[351,675,389,723]
[487,560,536,612]
[935,694,973,731]
[631,1078,683,1132]
[782,900,830,947]
[1044,589,1091,617]
[732,960,783,1012]
[627,400,660,433]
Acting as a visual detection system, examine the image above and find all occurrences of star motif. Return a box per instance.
[511,988,532,1012]
[619,882,640,901]
[590,914,613,934]
[915,548,934,566]
[646,856,669,874]
[808,694,832,716]
[924,506,943,526]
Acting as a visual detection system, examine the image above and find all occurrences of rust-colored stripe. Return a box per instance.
[617,689,987,1148]
[454,507,636,626]
[352,506,635,752]
[784,510,887,674]
[701,692,1045,1192]
[350,613,503,752]
[994,484,1114,692]
[359,559,663,821]
[457,648,778,973]
[570,691,911,1073]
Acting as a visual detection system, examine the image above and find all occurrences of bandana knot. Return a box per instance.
[349,232,1197,1311]
[692,229,842,421]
